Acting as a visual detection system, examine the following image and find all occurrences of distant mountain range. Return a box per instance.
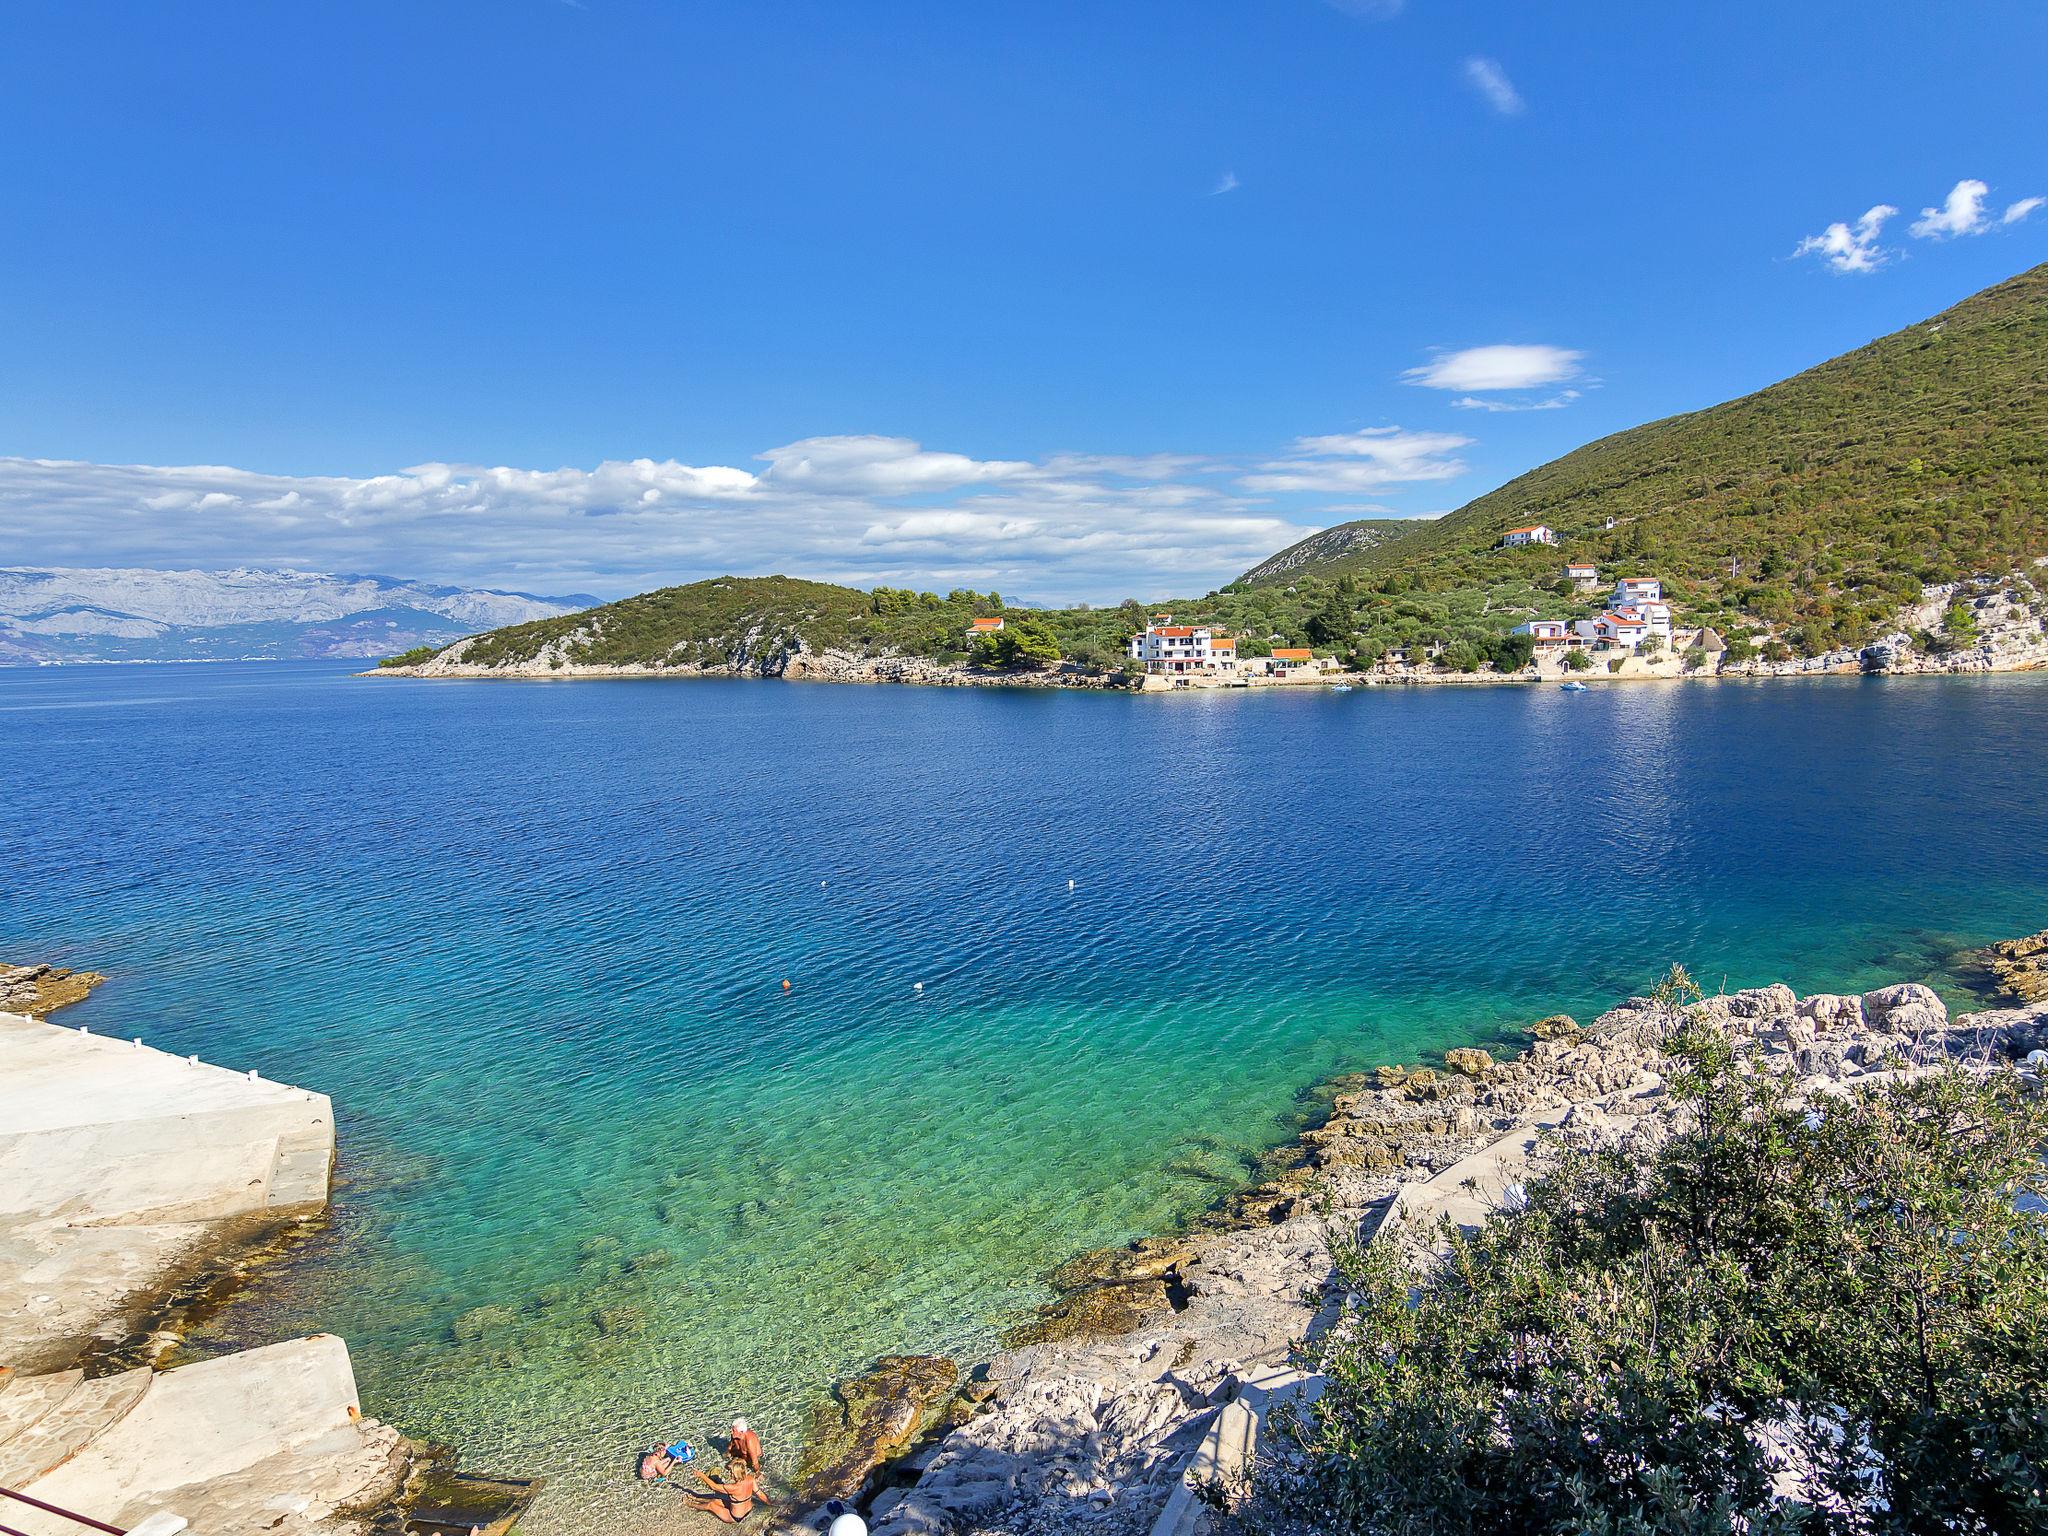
[0,567,597,665]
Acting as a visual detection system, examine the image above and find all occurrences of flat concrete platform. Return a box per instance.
[5,1336,408,1536]
[0,1010,335,1372]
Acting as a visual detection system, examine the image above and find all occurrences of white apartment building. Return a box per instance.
[1127,615,1236,675]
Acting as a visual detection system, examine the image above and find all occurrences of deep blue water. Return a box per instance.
[4,663,2045,1530]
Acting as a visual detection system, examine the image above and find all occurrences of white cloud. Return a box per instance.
[1404,344,1581,392]
[1911,178,1991,240]
[1239,428,1471,493]
[2003,195,2044,226]
[753,435,1027,494]
[1209,170,1240,196]
[1792,204,1897,274]
[1452,389,1581,413]
[0,425,1480,606]
[1463,57,1524,116]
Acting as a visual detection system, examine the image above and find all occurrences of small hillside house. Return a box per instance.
[1612,577,1663,607]
[1500,525,1560,548]
[1578,611,1650,650]
[1565,563,1600,590]
[1513,620,1571,649]
[968,616,1005,636]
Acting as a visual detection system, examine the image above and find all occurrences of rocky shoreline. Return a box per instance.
[369,569,2048,694]
[800,935,2048,1536]
[0,960,106,1015]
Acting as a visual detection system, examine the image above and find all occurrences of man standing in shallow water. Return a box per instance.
[726,1417,762,1476]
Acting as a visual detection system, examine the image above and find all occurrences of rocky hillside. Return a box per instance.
[1236,518,1423,585]
[1238,261,2048,657]
[0,567,593,664]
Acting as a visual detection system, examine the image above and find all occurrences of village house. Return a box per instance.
[1513,619,1572,651]
[967,616,1005,636]
[1127,615,1235,676]
[1612,577,1662,607]
[1577,610,1650,650]
[1499,525,1560,548]
[1565,562,1600,591]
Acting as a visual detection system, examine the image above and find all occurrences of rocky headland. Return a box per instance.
[804,949,2048,1536]
[372,631,1135,690]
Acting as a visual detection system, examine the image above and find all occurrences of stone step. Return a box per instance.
[265,1130,332,1211]
[0,1369,82,1453]
[0,1368,151,1489]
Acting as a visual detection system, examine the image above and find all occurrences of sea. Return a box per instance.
[5,662,2046,1530]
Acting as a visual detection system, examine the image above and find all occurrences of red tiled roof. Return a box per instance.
[1271,648,1313,660]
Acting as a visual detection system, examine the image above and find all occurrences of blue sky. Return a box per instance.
[2,0,2044,602]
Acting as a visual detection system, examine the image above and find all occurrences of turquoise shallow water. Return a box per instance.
[4,664,2047,1531]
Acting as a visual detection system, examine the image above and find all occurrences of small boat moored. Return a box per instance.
[1559,681,1588,692]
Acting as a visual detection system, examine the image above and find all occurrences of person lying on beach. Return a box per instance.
[725,1417,762,1476]
[683,1462,766,1524]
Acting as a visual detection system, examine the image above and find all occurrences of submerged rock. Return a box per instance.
[1008,1239,1196,1346]
[799,1353,961,1507]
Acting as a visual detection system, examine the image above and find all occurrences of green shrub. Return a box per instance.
[1250,1021,2048,1536]
[378,645,440,669]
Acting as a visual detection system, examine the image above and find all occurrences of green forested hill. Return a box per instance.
[1240,261,2048,655]
[400,265,2047,679]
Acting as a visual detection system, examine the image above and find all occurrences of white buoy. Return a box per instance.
[2028,1049,2048,1068]
[1067,879,1076,890]
[914,982,924,992]
[821,880,828,888]
[829,1515,868,1536]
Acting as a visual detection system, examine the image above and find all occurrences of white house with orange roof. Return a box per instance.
[1499,525,1560,548]
[1612,577,1662,606]
[967,616,1005,637]
[1127,614,1235,676]
[1577,610,1649,650]
[1513,619,1571,651]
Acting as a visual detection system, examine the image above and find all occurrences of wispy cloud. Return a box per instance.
[1209,170,1240,197]
[1791,203,1897,274]
[0,426,1478,606]
[1462,57,1524,116]
[1910,178,2044,239]
[1452,389,1581,413]
[1404,344,1581,392]
[1238,428,1472,494]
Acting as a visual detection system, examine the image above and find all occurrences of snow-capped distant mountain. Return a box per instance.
[0,567,599,664]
